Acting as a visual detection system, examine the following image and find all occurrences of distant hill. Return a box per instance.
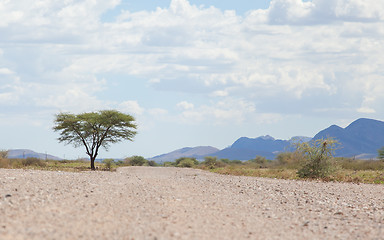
[8,149,62,160]
[150,146,219,162]
[151,118,384,161]
[150,136,310,162]
[209,135,292,160]
[313,118,384,158]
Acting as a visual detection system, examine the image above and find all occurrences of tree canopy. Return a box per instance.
[53,110,137,170]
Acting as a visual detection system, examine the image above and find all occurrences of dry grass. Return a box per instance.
[1,155,383,184]
[0,158,114,172]
[210,166,298,180]
[202,158,384,184]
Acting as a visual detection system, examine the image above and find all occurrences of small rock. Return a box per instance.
[303,221,310,227]
[5,194,11,198]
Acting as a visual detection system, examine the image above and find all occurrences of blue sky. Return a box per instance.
[1,0,384,159]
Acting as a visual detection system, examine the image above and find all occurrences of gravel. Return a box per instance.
[0,167,383,240]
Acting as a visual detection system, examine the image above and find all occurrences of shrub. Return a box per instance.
[0,150,9,168]
[0,150,8,159]
[147,160,158,167]
[230,160,243,165]
[126,156,147,166]
[378,147,384,160]
[0,158,9,168]
[275,151,305,168]
[220,158,230,164]
[115,160,125,166]
[163,161,176,167]
[247,156,269,169]
[337,158,384,171]
[175,157,198,166]
[203,156,217,169]
[21,157,46,167]
[249,156,268,165]
[215,160,228,168]
[177,159,197,168]
[103,159,115,170]
[295,138,338,178]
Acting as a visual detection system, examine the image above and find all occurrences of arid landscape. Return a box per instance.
[1,167,383,240]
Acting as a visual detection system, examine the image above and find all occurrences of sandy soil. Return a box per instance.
[0,167,383,240]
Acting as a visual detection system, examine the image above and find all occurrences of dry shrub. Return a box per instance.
[0,158,9,168]
[21,157,46,167]
[337,158,384,171]
[296,138,339,179]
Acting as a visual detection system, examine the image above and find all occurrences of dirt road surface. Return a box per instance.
[0,167,383,239]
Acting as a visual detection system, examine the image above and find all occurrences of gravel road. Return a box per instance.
[0,167,383,240]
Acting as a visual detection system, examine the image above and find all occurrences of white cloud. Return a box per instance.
[0,0,383,129]
[148,108,168,116]
[0,68,23,105]
[177,101,194,110]
[32,78,108,112]
[268,0,314,24]
[178,98,259,125]
[119,101,145,116]
[0,68,14,75]
[259,0,384,25]
[212,90,228,97]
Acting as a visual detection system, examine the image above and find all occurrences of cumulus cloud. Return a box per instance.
[177,101,194,110]
[257,0,384,25]
[0,68,23,105]
[177,98,260,125]
[0,0,383,129]
[119,100,145,116]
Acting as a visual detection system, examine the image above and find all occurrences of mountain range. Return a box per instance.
[5,118,383,162]
[151,118,384,162]
[7,149,62,160]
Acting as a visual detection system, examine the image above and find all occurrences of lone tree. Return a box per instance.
[53,110,137,170]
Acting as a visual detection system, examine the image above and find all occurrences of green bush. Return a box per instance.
[126,156,147,166]
[163,161,176,167]
[230,160,243,165]
[253,156,267,164]
[147,160,158,167]
[220,158,230,164]
[103,159,115,170]
[295,138,338,178]
[177,158,197,168]
[203,156,217,169]
[378,147,384,160]
[175,157,198,166]
[115,160,125,166]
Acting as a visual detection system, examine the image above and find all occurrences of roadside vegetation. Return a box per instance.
[1,138,384,184]
[161,138,384,184]
[0,150,158,172]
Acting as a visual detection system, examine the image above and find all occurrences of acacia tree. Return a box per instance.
[53,110,137,170]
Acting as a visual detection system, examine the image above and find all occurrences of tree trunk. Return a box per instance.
[90,157,96,171]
